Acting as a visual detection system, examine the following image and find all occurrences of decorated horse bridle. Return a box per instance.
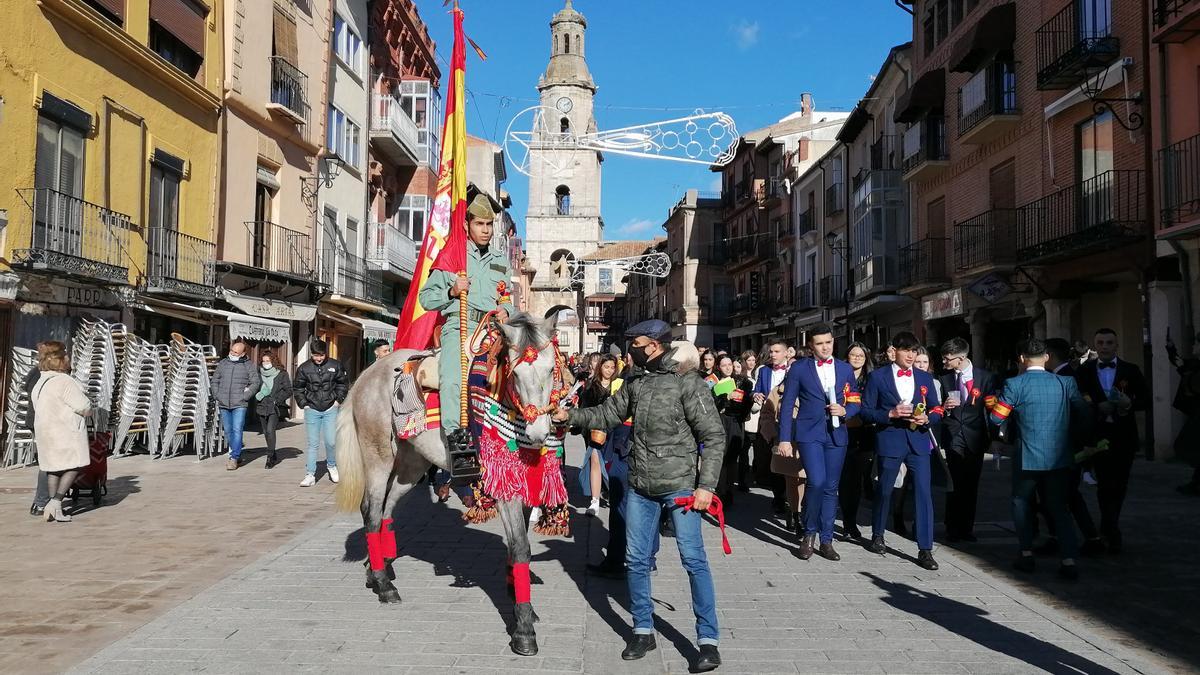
[470,312,571,424]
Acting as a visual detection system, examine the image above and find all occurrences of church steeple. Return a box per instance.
[539,0,595,92]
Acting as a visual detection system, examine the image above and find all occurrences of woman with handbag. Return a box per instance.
[713,354,754,507]
[578,355,621,516]
[31,341,93,523]
[254,351,293,469]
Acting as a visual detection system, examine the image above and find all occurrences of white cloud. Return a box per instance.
[732,19,760,50]
[618,218,658,237]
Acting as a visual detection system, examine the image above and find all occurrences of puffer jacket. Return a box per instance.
[211,357,261,409]
[294,358,349,412]
[568,344,725,496]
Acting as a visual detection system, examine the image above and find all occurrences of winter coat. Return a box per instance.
[567,344,726,496]
[31,372,92,472]
[294,358,349,412]
[255,369,294,417]
[211,357,261,410]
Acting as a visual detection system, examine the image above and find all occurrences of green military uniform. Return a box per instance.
[418,196,511,433]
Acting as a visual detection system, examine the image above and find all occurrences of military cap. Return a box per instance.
[625,319,672,341]
[467,193,496,221]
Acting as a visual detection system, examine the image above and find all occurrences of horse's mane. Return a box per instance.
[503,312,550,350]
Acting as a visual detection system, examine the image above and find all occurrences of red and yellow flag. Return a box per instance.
[394,6,469,350]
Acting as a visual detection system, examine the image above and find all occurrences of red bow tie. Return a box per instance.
[897,369,913,377]
[772,365,787,371]
[817,358,833,366]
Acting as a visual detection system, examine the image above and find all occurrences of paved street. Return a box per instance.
[0,420,1183,674]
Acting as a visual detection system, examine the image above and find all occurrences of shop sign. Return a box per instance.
[967,273,1013,304]
[230,318,289,343]
[222,290,317,321]
[922,288,964,321]
[18,277,120,307]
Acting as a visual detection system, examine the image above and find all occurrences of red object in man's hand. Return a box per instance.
[674,495,732,555]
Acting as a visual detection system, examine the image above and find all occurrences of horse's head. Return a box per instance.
[499,311,564,446]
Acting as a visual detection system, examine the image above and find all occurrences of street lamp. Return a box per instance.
[300,154,347,213]
[1080,62,1143,131]
[824,231,853,308]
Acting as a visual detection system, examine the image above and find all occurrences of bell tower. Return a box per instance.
[524,0,605,339]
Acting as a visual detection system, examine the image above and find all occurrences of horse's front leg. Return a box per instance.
[497,498,538,656]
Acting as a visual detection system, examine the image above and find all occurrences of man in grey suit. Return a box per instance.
[990,338,1091,580]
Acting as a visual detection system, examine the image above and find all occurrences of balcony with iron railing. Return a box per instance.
[1017,169,1145,262]
[1158,133,1200,227]
[954,208,1020,272]
[825,183,845,215]
[819,274,848,307]
[958,62,1020,145]
[267,56,309,125]
[901,116,949,181]
[899,237,951,292]
[1153,0,1200,42]
[1036,0,1120,89]
[367,221,418,279]
[242,221,313,279]
[321,248,384,306]
[12,188,131,285]
[146,227,216,298]
[870,134,904,172]
[370,93,422,166]
[795,280,816,310]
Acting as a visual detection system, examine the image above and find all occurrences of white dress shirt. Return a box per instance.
[892,363,915,403]
[1097,358,1118,394]
[815,357,836,396]
[766,364,787,391]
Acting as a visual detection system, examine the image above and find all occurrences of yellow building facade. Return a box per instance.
[0,0,222,347]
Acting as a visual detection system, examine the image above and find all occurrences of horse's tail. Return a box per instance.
[334,395,365,512]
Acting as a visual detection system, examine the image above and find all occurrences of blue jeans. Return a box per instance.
[799,440,847,544]
[304,406,339,475]
[219,407,248,460]
[625,488,719,645]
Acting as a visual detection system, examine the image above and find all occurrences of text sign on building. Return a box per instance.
[230,319,289,343]
[922,288,964,321]
[967,273,1013,305]
[223,290,317,321]
[18,278,120,308]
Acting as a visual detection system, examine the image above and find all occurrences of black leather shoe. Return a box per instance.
[845,525,863,541]
[867,536,886,554]
[695,644,722,672]
[916,550,939,570]
[586,563,626,580]
[819,543,841,561]
[796,534,815,560]
[1080,538,1106,557]
[1057,563,1079,581]
[265,454,280,469]
[29,503,45,517]
[621,635,657,661]
[1012,555,1036,573]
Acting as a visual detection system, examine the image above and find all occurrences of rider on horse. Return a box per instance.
[418,193,512,441]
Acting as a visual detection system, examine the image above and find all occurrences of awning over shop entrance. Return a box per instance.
[320,308,397,343]
[137,299,290,343]
[221,289,317,322]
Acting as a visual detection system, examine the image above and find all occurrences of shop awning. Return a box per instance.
[894,68,946,124]
[320,309,396,343]
[222,289,317,321]
[138,298,290,342]
[949,2,1016,73]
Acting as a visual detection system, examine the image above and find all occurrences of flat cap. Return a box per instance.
[625,319,671,341]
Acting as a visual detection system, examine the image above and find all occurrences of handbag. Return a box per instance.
[589,429,608,446]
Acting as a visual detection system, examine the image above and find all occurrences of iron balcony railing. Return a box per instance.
[1035,0,1120,89]
[1159,133,1200,226]
[244,221,313,278]
[795,280,816,310]
[13,188,131,284]
[901,116,948,174]
[819,274,848,307]
[146,227,216,295]
[367,222,418,278]
[796,208,815,236]
[870,134,903,171]
[899,237,950,288]
[1017,169,1145,261]
[321,248,384,305]
[825,183,845,215]
[954,208,1020,270]
[958,61,1019,136]
[269,56,309,122]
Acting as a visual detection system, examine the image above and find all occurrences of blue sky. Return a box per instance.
[419,1,912,241]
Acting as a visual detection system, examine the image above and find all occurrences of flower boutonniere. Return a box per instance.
[919,385,928,405]
[971,387,981,406]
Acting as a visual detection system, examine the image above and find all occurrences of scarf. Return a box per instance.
[256,366,278,401]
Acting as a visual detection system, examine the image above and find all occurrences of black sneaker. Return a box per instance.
[621,635,657,661]
[695,644,722,672]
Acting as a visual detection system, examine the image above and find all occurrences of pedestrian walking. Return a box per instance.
[989,338,1091,580]
[30,342,93,523]
[713,354,754,506]
[555,319,725,672]
[753,341,791,514]
[254,350,292,469]
[777,324,861,561]
[862,332,943,570]
[25,342,49,517]
[838,342,875,541]
[578,354,621,516]
[938,337,1001,543]
[211,338,260,471]
[294,340,348,487]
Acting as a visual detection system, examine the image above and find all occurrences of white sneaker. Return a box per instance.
[529,507,541,524]
[1082,470,1098,486]
[586,499,601,517]
[300,474,316,487]
[328,467,340,484]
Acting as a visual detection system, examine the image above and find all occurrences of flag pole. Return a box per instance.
[456,0,469,431]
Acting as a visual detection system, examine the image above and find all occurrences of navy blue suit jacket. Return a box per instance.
[752,364,787,399]
[862,366,944,458]
[778,358,861,446]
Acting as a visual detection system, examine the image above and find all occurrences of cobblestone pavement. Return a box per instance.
[56,432,1174,675]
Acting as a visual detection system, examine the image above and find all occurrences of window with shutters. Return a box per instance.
[34,115,87,252]
[83,0,124,26]
[149,0,207,78]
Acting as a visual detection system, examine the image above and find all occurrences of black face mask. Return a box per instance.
[630,344,652,368]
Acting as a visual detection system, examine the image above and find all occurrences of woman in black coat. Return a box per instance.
[713,354,754,506]
[839,342,875,540]
[254,350,293,468]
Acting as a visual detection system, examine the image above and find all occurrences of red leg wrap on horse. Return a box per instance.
[512,562,531,604]
[380,519,397,559]
[365,532,386,571]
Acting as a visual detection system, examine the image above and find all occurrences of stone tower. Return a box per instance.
[524,0,604,329]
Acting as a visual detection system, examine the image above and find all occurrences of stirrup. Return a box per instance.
[447,427,481,485]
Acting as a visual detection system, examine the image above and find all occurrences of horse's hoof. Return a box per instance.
[510,635,538,656]
[377,589,402,604]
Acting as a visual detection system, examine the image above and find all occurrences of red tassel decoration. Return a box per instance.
[511,562,531,604]
[380,519,397,559]
[365,531,386,571]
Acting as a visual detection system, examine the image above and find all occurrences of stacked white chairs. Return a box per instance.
[160,333,222,459]
[2,347,38,467]
[112,335,166,457]
[70,320,122,433]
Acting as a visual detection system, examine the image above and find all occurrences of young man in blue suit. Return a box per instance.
[862,332,943,570]
[989,338,1092,580]
[778,325,861,561]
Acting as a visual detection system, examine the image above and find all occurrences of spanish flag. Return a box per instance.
[394,6,469,350]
